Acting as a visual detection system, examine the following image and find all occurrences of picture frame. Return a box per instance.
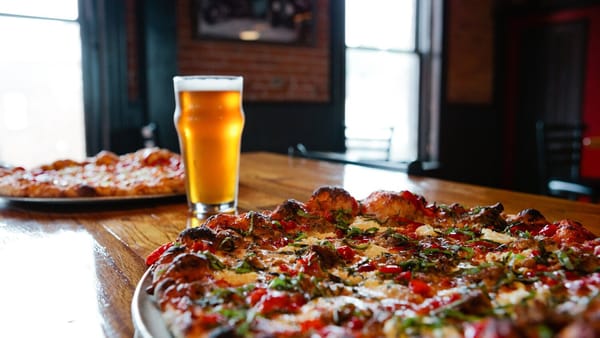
[193,0,315,46]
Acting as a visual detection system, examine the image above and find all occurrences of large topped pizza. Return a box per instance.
[0,147,184,198]
[145,186,600,337]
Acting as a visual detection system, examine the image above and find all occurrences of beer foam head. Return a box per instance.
[173,76,243,92]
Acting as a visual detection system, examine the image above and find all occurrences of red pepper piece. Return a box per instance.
[198,312,222,327]
[247,287,267,306]
[280,220,298,232]
[378,264,403,274]
[336,245,356,261]
[300,318,326,331]
[279,263,298,276]
[395,271,412,282]
[539,223,558,237]
[357,261,377,272]
[145,242,173,266]
[257,291,306,315]
[191,240,212,252]
[349,317,364,330]
[409,279,432,297]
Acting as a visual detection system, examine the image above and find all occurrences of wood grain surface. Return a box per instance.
[0,152,598,337]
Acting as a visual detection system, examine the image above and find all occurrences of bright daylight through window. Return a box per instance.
[0,0,85,169]
[345,0,419,162]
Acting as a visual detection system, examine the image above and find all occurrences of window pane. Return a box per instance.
[0,0,78,20]
[0,16,85,168]
[346,0,416,50]
[345,49,419,161]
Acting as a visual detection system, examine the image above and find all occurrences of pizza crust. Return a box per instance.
[0,148,185,198]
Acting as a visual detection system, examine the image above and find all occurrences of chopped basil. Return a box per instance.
[218,307,255,336]
[318,240,335,250]
[335,222,349,233]
[236,321,251,336]
[397,316,442,335]
[218,237,236,252]
[219,308,247,321]
[469,206,484,215]
[271,220,283,230]
[383,228,414,245]
[537,325,553,338]
[294,232,307,242]
[534,241,550,265]
[343,238,370,250]
[399,258,437,272]
[518,230,532,239]
[199,251,226,270]
[197,287,236,306]
[268,274,302,291]
[346,227,362,237]
[444,227,476,240]
[421,248,454,257]
[234,259,255,274]
[459,246,474,259]
[296,209,318,218]
[555,250,575,270]
[333,209,352,230]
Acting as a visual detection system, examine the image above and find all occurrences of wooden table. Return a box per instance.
[0,152,599,338]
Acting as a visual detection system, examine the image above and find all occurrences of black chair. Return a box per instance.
[536,121,600,202]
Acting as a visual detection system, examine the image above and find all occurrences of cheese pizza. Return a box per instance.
[145,186,600,337]
[0,147,184,198]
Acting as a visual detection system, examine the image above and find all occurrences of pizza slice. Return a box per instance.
[0,147,185,198]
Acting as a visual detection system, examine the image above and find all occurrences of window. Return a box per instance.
[345,0,441,163]
[0,0,85,168]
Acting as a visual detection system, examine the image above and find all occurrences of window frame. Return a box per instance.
[344,0,443,162]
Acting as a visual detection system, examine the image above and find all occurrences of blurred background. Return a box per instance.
[0,0,598,199]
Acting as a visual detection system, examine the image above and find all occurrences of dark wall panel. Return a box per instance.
[437,104,503,188]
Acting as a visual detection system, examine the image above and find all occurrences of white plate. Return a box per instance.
[0,193,184,204]
[131,269,172,338]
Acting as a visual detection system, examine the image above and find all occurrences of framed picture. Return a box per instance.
[193,0,315,46]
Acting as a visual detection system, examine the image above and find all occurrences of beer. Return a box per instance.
[173,76,245,214]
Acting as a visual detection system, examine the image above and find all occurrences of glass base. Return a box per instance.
[189,201,236,216]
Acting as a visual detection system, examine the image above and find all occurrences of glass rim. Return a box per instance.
[173,75,243,81]
[173,75,243,92]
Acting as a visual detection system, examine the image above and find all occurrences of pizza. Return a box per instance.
[144,186,600,337]
[0,147,184,198]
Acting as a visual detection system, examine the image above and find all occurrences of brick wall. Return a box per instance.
[174,0,330,102]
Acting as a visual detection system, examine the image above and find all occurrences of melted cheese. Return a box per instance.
[271,296,375,331]
[364,243,389,258]
[331,267,363,286]
[350,218,381,231]
[495,282,530,306]
[415,224,438,237]
[485,251,510,263]
[480,228,515,244]
[212,270,259,286]
[294,232,337,246]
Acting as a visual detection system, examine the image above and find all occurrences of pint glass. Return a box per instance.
[173,76,245,215]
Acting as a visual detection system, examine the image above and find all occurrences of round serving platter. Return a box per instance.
[0,193,185,204]
[131,269,171,338]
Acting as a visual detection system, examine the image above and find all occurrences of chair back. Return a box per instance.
[536,121,585,193]
[345,126,394,161]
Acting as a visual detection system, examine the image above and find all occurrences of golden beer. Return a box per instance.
[173,76,245,214]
